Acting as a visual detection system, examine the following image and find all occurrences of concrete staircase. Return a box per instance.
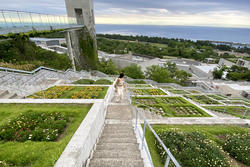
[89,103,144,167]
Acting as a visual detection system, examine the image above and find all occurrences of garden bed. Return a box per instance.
[133,97,210,117]
[72,79,112,85]
[168,89,190,95]
[207,94,225,100]
[29,86,109,99]
[145,125,250,167]
[185,95,221,104]
[127,84,152,88]
[204,106,250,119]
[130,88,166,95]
[222,100,250,107]
[0,103,92,167]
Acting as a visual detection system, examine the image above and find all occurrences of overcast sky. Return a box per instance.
[1,0,250,28]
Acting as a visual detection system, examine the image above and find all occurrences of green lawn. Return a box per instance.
[133,97,210,117]
[0,103,92,167]
[185,95,221,104]
[29,86,109,99]
[145,125,250,167]
[168,89,190,95]
[73,79,112,85]
[204,106,250,119]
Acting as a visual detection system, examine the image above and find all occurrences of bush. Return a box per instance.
[223,133,250,165]
[0,111,69,142]
[73,79,95,84]
[94,79,112,85]
[97,58,120,75]
[122,63,145,79]
[146,65,171,83]
[155,130,229,167]
[128,80,146,84]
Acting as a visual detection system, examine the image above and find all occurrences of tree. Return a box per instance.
[212,68,224,79]
[97,58,119,75]
[122,63,145,79]
[145,65,171,83]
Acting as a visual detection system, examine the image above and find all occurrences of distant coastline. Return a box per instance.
[96,24,250,45]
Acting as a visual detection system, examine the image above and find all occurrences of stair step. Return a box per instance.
[93,150,141,159]
[105,124,133,129]
[99,137,137,144]
[89,158,144,167]
[96,143,139,151]
[102,132,135,138]
[102,128,134,134]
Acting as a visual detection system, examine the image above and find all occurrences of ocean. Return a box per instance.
[96,24,250,44]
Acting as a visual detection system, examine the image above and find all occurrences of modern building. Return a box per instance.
[236,59,250,69]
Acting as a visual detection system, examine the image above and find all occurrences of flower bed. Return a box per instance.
[145,125,250,167]
[29,86,108,99]
[130,88,166,95]
[133,97,210,117]
[0,104,92,167]
[185,95,221,104]
[204,106,250,119]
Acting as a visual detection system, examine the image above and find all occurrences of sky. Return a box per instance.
[1,0,250,28]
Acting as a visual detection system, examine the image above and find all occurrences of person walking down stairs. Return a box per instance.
[114,73,126,103]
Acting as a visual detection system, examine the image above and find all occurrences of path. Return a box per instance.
[88,95,144,167]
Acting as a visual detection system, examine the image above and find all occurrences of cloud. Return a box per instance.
[0,0,249,27]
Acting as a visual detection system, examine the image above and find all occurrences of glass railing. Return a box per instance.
[0,9,78,34]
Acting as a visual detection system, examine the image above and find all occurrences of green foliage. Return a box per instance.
[94,79,112,85]
[0,34,72,71]
[127,80,146,84]
[122,63,145,79]
[226,65,250,81]
[145,63,191,85]
[78,27,98,70]
[73,79,95,84]
[97,58,120,75]
[0,111,68,142]
[212,68,224,79]
[223,133,250,165]
[155,130,229,167]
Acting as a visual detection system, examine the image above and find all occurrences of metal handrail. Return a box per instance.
[127,90,181,167]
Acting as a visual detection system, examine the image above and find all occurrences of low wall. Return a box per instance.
[54,85,114,167]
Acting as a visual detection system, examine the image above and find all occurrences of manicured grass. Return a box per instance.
[127,80,146,84]
[207,94,225,100]
[29,86,109,99]
[144,125,250,167]
[130,88,166,95]
[185,95,221,104]
[204,106,250,119]
[73,79,112,85]
[0,103,92,167]
[188,90,201,94]
[133,97,210,117]
[128,84,152,88]
[222,100,250,107]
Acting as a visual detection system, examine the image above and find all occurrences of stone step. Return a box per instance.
[102,128,135,135]
[89,158,144,167]
[99,137,137,144]
[0,90,8,97]
[102,132,136,138]
[104,124,134,130]
[93,150,141,159]
[96,143,139,151]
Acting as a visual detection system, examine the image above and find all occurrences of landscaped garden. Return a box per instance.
[207,94,226,100]
[204,106,250,119]
[0,103,92,167]
[72,79,112,85]
[145,125,250,167]
[168,89,190,95]
[222,100,250,107]
[133,97,210,117]
[185,95,221,104]
[130,88,166,96]
[128,84,153,88]
[29,86,109,99]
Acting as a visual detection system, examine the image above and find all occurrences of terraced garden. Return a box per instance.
[29,86,109,99]
[185,95,221,105]
[72,79,112,85]
[204,106,250,119]
[168,89,190,95]
[145,125,250,167]
[128,84,153,88]
[133,97,210,117]
[130,88,167,96]
[222,100,250,107]
[0,103,92,167]
[207,94,226,100]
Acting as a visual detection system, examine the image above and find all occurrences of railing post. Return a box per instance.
[141,120,146,150]
[165,156,170,167]
[135,108,138,130]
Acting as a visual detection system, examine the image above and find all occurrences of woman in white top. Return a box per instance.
[115,73,126,103]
